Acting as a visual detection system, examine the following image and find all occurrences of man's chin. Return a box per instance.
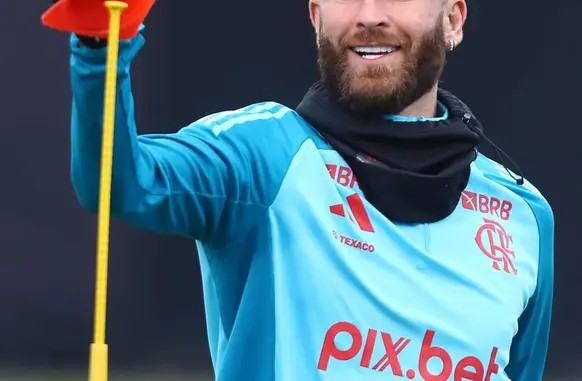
[336,77,406,115]
[344,77,398,99]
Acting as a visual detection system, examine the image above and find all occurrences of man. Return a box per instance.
[66,0,554,380]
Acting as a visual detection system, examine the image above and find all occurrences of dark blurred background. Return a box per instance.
[0,0,579,380]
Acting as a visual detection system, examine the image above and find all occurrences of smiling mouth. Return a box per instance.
[350,46,401,60]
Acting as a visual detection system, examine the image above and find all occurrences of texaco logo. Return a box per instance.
[475,218,518,275]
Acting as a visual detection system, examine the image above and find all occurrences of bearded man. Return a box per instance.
[60,0,554,380]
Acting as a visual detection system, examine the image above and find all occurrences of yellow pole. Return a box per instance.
[89,2,127,381]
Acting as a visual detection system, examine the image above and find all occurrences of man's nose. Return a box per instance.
[355,0,389,28]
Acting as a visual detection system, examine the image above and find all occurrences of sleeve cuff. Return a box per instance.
[70,25,146,67]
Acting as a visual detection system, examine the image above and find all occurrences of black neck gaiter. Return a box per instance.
[296,81,483,224]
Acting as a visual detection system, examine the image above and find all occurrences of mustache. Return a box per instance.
[341,28,406,48]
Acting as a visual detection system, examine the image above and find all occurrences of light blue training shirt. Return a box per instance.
[68,31,554,381]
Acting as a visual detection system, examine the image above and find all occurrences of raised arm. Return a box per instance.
[69,31,306,245]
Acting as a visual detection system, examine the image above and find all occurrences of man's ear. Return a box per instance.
[444,0,467,49]
[309,0,320,30]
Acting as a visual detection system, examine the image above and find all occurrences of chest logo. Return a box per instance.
[475,218,518,275]
[462,190,513,221]
[330,193,375,233]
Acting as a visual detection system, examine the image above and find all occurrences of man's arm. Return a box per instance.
[505,191,554,381]
[69,31,306,244]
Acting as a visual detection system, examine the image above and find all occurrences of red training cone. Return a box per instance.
[41,0,155,40]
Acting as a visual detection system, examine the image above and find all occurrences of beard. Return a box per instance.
[317,21,448,116]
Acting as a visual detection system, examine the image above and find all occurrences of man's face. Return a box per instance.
[311,0,454,116]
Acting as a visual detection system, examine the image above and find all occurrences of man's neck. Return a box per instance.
[382,86,447,122]
[398,86,439,118]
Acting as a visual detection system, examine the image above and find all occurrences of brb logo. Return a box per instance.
[327,164,359,189]
[462,191,512,221]
[475,218,518,275]
[318,322,500,381]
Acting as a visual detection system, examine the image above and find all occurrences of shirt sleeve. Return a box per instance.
[505,191,554,381]
[68,31,307,245]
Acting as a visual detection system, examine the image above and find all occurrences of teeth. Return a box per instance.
[361,55,384,60]
[353,46,397,54]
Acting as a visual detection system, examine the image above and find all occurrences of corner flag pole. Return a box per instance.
[89,2,128,381]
